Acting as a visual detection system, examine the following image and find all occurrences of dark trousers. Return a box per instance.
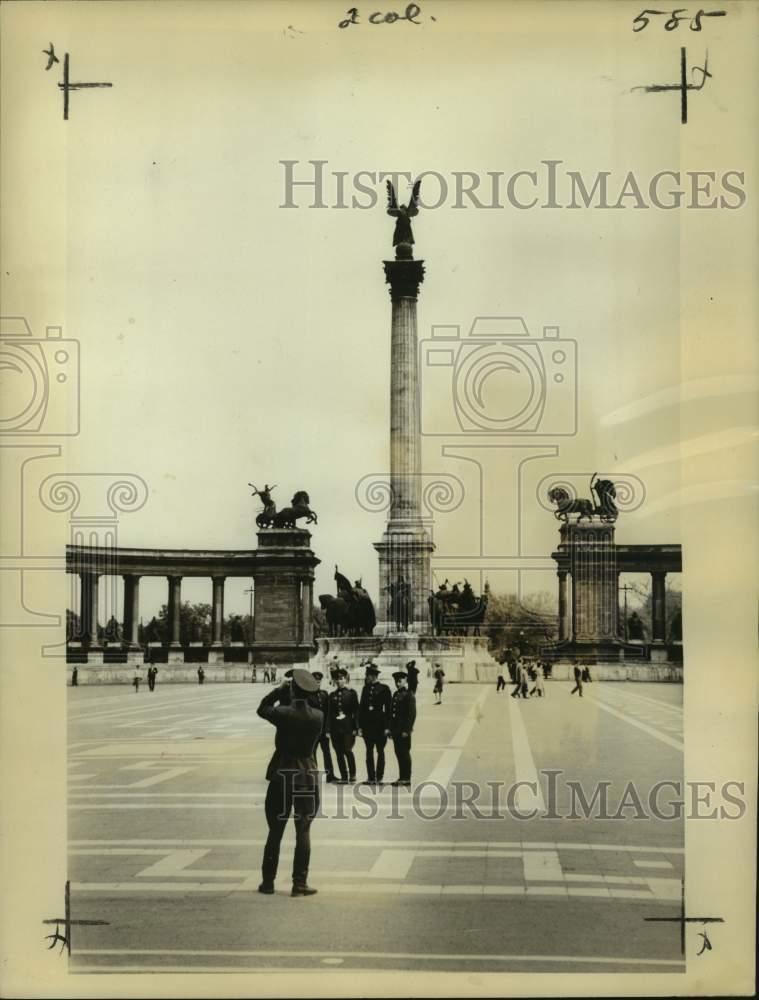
[261,773,319,885]
[496,676,506,691]
[362,730,387,782]
[391,733,412,782]
[316,734,334,780]
[330,731,356,781]
[571,678,584,697]
[510,681,522,698]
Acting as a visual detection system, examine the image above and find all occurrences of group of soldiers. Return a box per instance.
[254,659,427,897]
[265,658,421,787]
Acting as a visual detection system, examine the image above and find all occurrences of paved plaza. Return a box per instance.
[67,678,684,974]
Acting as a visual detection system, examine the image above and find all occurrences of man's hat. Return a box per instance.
[311,671,324,681]
[291,667,319,693]
[284,668,294,678]
[335,667,349,680]
[365,664,380,676]
[392,670,407,681]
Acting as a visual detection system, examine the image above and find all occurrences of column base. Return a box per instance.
[207,648,226,666]
[167,648,185,665]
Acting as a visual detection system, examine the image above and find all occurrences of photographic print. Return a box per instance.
[0,1,756,996]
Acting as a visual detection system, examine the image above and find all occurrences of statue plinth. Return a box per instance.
[250,528,320,667]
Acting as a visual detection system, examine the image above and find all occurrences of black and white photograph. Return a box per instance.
[0,1,756,996]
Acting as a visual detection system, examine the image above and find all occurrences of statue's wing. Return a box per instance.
[386,179,400,216]
[407,178,421,216]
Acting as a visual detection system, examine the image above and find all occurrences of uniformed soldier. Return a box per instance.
[358,664,391,786]
[387,670,416,786]
[327,668,358,783]
[257,667,323,897]
[311,671,335,782]
[405,660,420,694]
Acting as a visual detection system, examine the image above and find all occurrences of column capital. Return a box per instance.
[383,258,425,299]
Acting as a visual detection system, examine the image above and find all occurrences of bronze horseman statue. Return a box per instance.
[318,566,376,637]
[548,473,619,523]
[250,482,318,528]
[386,178,421,259]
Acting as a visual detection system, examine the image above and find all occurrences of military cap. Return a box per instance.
[284,668,294,678]
[311,671,324,681]
[392,670,407,680]
[365,664,380,675]
[291,667,319,693]
[335,667,349,680]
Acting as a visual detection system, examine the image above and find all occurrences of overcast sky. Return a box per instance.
[3,1,754,622]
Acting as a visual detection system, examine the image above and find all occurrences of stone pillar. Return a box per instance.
[79,572,102,650]
[559,521,621,661]
[122,575,141,648]
[374,253,434,634]
[651,570,667,653]
[207,575,226,665]
[166,574,184,663]
[557,570,569,642]
[251,529,320,668]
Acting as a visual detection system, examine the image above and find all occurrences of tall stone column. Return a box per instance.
[122,574,141,648]
[651,571,667,643]
[166,574,184,662]
[374,252,434,634]
[80,572,101,650]
[211,576,225,647]
[207,575,226,666]
[557,570,569,642]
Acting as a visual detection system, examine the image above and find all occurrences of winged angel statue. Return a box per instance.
[386,178,422,250]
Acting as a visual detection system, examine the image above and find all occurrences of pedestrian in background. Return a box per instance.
[197,665,205,685]
[71,666,78,687]
[405,660,420,694]
[570,663,584,697]
[530,662,545,698]
[433,665,445,705]
[133,665,142,692]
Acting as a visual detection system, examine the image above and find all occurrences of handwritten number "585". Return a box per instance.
[633,8,727,32]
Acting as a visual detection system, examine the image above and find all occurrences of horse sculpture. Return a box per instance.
[548,473,619,523]
[429,579,489,636]
[318,567,376,637]
[272,490,318,528]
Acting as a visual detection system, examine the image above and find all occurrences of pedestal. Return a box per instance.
[251,528,320,667]
[374,526,434,635]
[207,648,226,666]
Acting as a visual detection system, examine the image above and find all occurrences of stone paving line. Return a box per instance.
[67,683,685,970]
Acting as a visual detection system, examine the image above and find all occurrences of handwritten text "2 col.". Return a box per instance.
[339,4,428,29]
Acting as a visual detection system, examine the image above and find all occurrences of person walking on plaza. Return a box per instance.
[197,665,205,685]
[328,668,358,783]
[147,664,158,692]
[387,670,416,786]
[433,665,445,705]
[496,670,506,692]
[133,664,142,692]
[530,662,545,698]
[257,668,323,897]
[358,664,391,786]
[405,660,420,694]
[71,666,78,687]
[310,671,335,782]
[570,663,584,697]
[510,660,524,698]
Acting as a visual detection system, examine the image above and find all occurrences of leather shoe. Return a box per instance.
[291,884,318,897]
[258,881,275,895]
